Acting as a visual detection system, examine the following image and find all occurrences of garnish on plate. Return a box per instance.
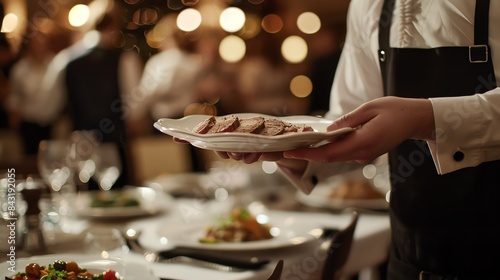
[7,259,123,280]
[199,208,273,243]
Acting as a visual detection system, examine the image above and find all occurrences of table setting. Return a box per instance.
[1,124,391,280]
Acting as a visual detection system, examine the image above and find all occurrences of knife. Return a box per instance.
[154,247,270,271]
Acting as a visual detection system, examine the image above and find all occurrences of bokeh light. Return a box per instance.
[290,75,312,98]
[68,4,90,27]
[132,7,160,26]
[177,8,202,32]
[219,35,246,63]
[167,0,184,10]
[182,0,200,6]
[297,12,321,34]
[239,14,261,39]
[219,7,245,33]
[261,14,283,34]
[281,35,308,63]
[1,13,18,33]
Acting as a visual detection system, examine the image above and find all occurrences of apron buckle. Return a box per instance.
[469,45,488,63]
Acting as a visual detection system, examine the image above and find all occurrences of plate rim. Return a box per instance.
[153,113,354,152]
[135,210,322,251]
[72,186,173,219]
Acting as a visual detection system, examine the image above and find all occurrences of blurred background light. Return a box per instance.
[261,14,282,34]
[219,7,245,33]
[281,35,308,63]
[167,0,185,10]
[68,4,90,28]
[238,14,261,39]
[177,8,202,32]
[219,35,246,63]
[297,12,321,34]
[1,13,18,33]
[132,7,161,26]
[290,75,312,98]
[182,0,200,6]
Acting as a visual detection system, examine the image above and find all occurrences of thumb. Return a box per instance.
[328,105,375,131]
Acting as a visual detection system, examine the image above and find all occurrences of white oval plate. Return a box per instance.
[71,186,174,219]
[154,113,354,152]
[296,179,389,210]
[0,254,159,280]
[131,210,321,251]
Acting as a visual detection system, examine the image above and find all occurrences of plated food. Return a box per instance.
[329,180,385,200]
[7,259,122,280]
[193,115,313,136]
[199,208,273,244]
[72,187,172,219]
[90,191,140,208]
[154,113,354,152]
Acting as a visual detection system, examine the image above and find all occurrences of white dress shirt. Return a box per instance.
[287,0,500,194]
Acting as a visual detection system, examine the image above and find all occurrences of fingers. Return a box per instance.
[328,102,376,131]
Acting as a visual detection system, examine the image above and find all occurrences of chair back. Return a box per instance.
[321,211,359,280]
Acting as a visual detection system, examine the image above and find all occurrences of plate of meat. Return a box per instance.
[154,113,354,152]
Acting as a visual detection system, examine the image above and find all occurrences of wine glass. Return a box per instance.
[37,140,76,194]
[92,143,122,191]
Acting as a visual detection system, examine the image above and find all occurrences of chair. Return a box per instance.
[129,136,192,183]
[321,211,359,280]
[267,259,284,280]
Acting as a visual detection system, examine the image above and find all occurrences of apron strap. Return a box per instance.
[474,0,490,45]
[378,0,492,95]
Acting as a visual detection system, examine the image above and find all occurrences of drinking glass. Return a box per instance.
[92,143,122,191]
[37,140,76,194]
[83,227,128,258]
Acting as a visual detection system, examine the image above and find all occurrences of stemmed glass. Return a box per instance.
[91,143,122,191]
[37,140,76,194]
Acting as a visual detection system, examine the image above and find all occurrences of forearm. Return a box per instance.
[428,89,500,174]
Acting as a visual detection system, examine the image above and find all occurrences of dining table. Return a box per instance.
[0,169,391,280]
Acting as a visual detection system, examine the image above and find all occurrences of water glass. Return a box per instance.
[83,227,128,258]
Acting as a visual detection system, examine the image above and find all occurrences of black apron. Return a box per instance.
[378,0,500,279]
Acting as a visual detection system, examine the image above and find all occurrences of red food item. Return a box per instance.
[103,269,118,280]
[234,116,265,134]
[207,115,240,133]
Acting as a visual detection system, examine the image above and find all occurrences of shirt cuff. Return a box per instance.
[428,95,484,174]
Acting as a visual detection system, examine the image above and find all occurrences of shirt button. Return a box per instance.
[453,151,465,162]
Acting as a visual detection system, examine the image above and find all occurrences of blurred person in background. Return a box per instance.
[61,7,143,189]
[0,3,15,130]
[7,26,57,155]
[307,23,345,116]
[128,15,202,136]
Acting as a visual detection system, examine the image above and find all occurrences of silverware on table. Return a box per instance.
[123,228,269,272]
[266,259,284,280]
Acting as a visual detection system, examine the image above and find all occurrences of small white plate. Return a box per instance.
[72,186,174,219]
[296,180,389,210]
[154,113,354,152]
[0,254,159,280]
[131,210,321,251]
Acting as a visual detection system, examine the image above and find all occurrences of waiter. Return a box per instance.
[211,0,500,279]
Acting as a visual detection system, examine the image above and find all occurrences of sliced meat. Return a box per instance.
[193,116,216,134]
[283,122,314,133]
[234,116,265,134]
[208,115,240,133]
[261,119,285,136]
